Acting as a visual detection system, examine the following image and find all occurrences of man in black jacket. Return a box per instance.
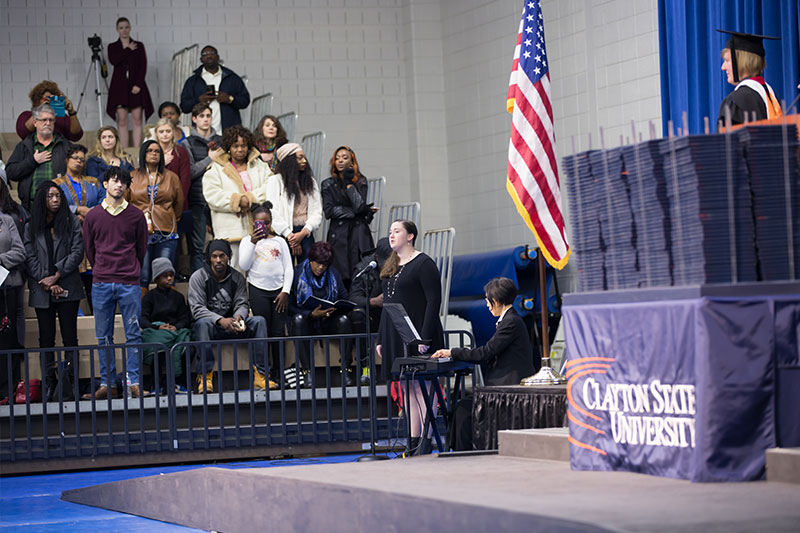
[180,46,250,134]
[6,104,69,210]
[348,237,392,385]
[432,277,535,450]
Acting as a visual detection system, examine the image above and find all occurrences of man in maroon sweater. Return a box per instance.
[82,166,148,399]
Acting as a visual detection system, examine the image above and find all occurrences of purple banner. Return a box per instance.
[564,296,785,482]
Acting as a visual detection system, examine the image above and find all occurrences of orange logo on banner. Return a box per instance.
[566,357,615,455]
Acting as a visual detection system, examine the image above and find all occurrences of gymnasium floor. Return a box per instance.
[0,454,362,532]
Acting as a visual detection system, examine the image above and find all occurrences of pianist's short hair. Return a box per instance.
[484,277,517,307]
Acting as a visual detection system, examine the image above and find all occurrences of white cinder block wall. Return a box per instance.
[0,0,662,290]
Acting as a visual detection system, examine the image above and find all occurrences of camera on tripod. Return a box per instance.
[87,34,103,52]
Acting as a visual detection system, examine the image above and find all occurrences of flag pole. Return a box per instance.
[521,247,565,386]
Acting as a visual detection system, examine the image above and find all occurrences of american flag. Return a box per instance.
[507,0,569,269]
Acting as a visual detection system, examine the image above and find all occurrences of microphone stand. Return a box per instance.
[358,265,388,461]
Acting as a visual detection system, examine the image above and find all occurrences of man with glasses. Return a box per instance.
[82,166,148,399]
[180,45,250,134]
[6,103,70,210]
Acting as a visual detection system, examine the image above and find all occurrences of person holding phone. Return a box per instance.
[180,45,250,134]
[24,181,85,402]
[16,80,83,142]
[107,17,154,148]
[239,202,293,389]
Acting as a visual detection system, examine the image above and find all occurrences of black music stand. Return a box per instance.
[384,303,451,455]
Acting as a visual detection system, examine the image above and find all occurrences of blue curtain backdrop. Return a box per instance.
[658,0,800,135]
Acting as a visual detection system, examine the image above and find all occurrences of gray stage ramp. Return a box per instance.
[62,455,800,533]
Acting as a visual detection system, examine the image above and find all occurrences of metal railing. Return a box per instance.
[422,227,456,329]
[171,44,200,122]
[388,202,421,232]
[278,111,298,142]
[301,131,326,183]
[367,176,386,240]
[249,93,275,131]
[0,330,475,470]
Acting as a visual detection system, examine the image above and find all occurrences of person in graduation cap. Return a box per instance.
[717,29,782,128]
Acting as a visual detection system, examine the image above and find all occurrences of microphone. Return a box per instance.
[353,260,378,280]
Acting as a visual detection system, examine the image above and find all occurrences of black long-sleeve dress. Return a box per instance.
[377,253,444,379]
[321,173,374,286]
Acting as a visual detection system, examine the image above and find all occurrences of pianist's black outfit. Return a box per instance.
[377,253,443,380]
[449,307,535,450]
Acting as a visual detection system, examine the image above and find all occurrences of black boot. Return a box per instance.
[61,361,76,401]
[45,364,58,403]
[407,437,420,456]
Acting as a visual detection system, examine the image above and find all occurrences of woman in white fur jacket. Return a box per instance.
[202,125,271,271]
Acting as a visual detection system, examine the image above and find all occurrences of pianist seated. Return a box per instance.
[432,277,535,450]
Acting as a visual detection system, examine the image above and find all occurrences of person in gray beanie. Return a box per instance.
[140,257,191,392]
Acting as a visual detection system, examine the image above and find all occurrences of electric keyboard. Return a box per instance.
[390,356,473,377]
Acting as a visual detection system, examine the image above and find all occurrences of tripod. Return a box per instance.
[77,46,108,128]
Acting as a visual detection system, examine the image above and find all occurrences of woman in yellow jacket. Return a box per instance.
[202,125,271,272]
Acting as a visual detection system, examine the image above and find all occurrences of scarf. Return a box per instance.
[295,259,340,308]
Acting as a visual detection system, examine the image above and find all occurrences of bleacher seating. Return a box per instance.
[248,92,274,131]
[421,227,456,329]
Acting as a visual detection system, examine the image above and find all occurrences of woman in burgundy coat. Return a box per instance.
[106,17,154,149]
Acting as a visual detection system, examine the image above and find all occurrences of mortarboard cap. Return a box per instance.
[717,29,780,58]
[717,29,780,83]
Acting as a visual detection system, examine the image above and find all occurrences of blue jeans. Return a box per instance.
[190,203,207,273]
[192,316,268,374]
[92,282,142,386]
[140,237,179,287]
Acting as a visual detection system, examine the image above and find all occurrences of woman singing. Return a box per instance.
[376,219,444,454]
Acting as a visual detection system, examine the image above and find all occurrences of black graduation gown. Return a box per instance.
[717,84,768,128]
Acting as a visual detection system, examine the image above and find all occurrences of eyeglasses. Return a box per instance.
[145,149,162,154]
[70,156,86,163]
[36,118,55,123]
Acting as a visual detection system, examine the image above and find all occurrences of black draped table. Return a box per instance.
[473,385,568,450]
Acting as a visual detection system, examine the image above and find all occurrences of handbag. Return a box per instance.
[14,379,42,404]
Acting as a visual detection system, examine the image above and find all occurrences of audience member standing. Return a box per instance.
[107,17,154,148]
[239,202,293,388]
[268,143,322,264]
[180,45,250,134]
[6,104,69,210]
[188,239,267,393]
[322,146,374,288]
[82,167,148,400]
[181,103,223,272]
[154,118,191,202]
[253,115,288,173]
[127,141,184,290]
[86,126,135,179]
[16,80,83,142]
[145,102,190,144]
[24,181,84,402]
[203,125,270,271]
[0,211,26,403]
[0,179,30,349]
[53,144,101,308]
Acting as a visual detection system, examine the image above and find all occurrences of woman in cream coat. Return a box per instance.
[202,125,271,271]
[266,143,323,264]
